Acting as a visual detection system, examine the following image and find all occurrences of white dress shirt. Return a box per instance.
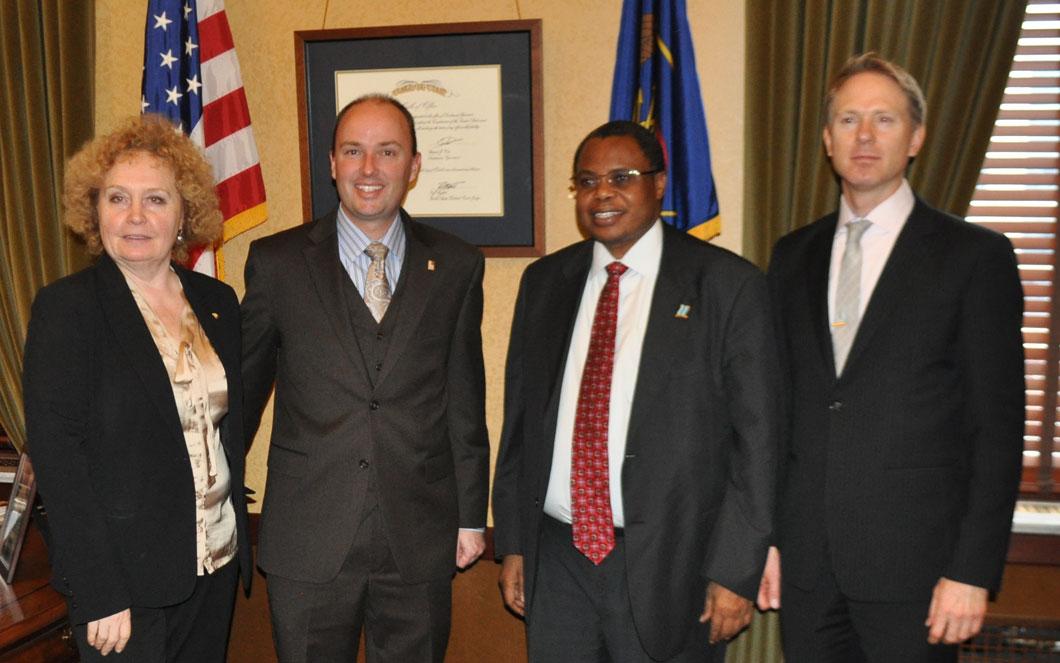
[828,179,916,323]
[543,220,663,528]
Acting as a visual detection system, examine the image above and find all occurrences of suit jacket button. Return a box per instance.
[359,459,370,469]
[376,332,384,340]
[370,400,379,410]
[829,400,843,411]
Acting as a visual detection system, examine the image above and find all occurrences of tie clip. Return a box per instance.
[427,259,436,271]
[674,304,691,319]
[831,320,846,328]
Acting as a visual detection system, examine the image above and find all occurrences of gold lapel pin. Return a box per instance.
[675,304,691,319]
[427,259,436,271]
[211,312,220,319]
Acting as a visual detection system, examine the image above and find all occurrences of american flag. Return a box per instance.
[141,0,267,278]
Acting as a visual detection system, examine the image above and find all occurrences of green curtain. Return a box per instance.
[0,0,94,450]
[743,0,1026,268]
[726,611,782,663]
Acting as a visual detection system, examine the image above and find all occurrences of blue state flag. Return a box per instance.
[610,0,720,240]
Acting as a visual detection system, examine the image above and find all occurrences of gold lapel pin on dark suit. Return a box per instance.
[211,312,220,319]
[427,259,436,271]
[675,304,691,319]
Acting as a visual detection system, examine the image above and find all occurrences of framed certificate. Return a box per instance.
[295,20,544,257]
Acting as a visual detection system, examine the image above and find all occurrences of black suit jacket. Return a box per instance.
[768,197,1024,601]
[241,210,489,585]
[22,254,252,625]
[492,224,779,660]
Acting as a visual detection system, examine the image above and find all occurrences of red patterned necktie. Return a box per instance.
[571,261,627,564]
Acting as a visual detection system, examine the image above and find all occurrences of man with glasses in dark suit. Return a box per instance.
[493,120,779,662]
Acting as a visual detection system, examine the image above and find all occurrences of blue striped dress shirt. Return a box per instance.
[335,207,405,295]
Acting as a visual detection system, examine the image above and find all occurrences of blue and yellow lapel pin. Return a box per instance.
[674,304,691,319]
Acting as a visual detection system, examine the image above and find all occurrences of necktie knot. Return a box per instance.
[606,261,628,280]
[846,218,871,244]
[365,242,389,262]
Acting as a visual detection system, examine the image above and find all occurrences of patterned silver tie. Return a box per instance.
[363,242,391,323]
[832,219,871,375]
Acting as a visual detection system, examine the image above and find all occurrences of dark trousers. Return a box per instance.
[780,556,957,663]
[527,516,724,663]
[72,559,238,663]
[266,505,451,663]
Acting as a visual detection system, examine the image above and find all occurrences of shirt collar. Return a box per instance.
[336,206,406,261]
[591,219,663,278]
[837,179,915,236]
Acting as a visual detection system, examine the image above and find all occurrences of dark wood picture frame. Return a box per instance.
[294,20,545,257]
[0,454,37,584]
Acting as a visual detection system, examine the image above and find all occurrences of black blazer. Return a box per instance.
[241,210,489,585]
[768,197,1024,601]
[492,224,779,660]
[22,254,252,625]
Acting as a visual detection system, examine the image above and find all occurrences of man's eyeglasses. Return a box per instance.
[569,168,662,194]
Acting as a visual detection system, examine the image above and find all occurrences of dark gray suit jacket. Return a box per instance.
[492,224,779,660]
[241,210,489,585]
[768,197,1024,601]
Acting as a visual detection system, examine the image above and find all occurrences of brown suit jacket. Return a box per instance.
[242,210,489,584]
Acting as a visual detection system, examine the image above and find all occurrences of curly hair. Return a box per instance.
[62,114,222,263]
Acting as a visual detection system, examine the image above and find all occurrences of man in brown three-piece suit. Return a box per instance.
[241,95,489,662]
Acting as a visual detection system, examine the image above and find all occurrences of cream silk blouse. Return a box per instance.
[127,276,237,575]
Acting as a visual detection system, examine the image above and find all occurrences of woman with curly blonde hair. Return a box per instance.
[62,114,223,263]
[22,114,251,662]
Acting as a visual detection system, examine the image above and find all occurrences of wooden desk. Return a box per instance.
[987,562,1060,627]
[0,519,76,661]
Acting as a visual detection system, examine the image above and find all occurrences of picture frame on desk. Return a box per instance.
[295,20,545,257]
[0,454,36,584]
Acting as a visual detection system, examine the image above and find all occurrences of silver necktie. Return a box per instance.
[832,219,871,375]
[363,242,391,323]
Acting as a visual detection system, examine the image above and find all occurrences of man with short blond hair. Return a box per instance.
[761,53,1024,662]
